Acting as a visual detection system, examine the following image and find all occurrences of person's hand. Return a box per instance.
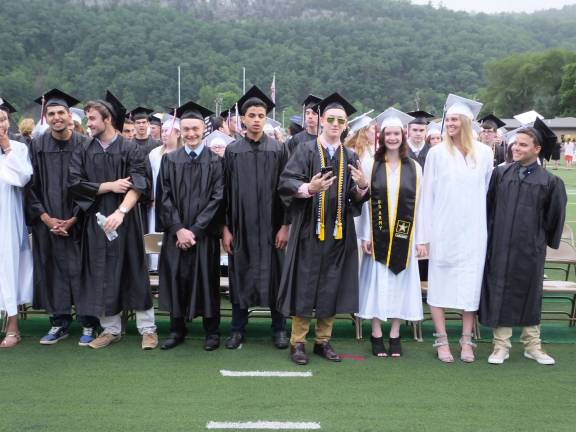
[108,177,132,194]
[0,123,11,152]
[222,225,233,255]
[103,210,124,232]
[348,162,368,189]
[308,172,337,194]
[52,217,77,236]
[416,244,428,258]
[176,228,196,250]
[275,225,289,250]
[361,240,372,255]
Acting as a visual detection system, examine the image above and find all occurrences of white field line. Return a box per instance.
[207,421,321,430]
[219,370,313,377]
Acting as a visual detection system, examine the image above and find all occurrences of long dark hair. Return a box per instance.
[375,126,410,162]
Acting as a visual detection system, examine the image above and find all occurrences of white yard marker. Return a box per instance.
[207,421,321,429]
[219,370,313,377]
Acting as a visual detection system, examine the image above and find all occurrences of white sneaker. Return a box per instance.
[488,349,510,364]
[524,349,555,365]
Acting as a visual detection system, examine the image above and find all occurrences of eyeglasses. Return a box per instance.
[326,116,347,126]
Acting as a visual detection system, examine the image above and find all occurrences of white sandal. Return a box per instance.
[433,333,454,363]
[459,333,477,363]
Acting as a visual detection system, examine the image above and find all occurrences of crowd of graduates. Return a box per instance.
[0,85,566,366]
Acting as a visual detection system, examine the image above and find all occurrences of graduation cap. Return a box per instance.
[445,94,483,120]
[514,110,544,126]
[406,110,434,125]
[175,100,214,121]
[237,85,275,115]
[426,121,443,138]
[34,88,80,109]
[99,90,126,132]
[266,117,282,129]
[149,114,162,126]
[302,94,323,109]
[348,112,374,134]
[531,118,557,161]
[289,115,303,128]
[472,121,482,135]
[204,130,234,148]
[0,97,17,114]
[479,114,506,130]
[374,107,415,131]
[126,107,153,121]
[313,92,357,117]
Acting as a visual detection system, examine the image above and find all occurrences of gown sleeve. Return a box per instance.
[0,141,32,188]
[155,155,184,234]
[278,143,312,209]
[25,139,47,222]
[544,176,567,249]
[68,143,101,211]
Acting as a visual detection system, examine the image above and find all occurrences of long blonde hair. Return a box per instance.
[444,114,475,163]
[345,125,372,158]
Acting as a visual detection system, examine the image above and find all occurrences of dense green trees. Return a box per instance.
[1,0,576,120]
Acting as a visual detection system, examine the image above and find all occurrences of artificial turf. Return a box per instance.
[2,166,576,432]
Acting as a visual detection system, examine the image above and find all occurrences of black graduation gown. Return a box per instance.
[223,134,288,308]
[277,140,368,318]
[479,163,567,327]
[408,143,430,169]
[26,132,87,315]
[134,136,161,157]
[284,130,317,155]
[156,147,223,320]
[68,135,152,317]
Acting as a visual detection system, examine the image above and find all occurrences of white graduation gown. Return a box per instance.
[147,146,164,271]
[0,140,33,316]
[356,161,424,321]
[418,141,493,311]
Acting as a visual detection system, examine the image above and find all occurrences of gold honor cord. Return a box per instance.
[315,139,344,241]
[385,161,402,267]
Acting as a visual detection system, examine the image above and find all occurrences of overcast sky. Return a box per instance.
[410,0,576,13]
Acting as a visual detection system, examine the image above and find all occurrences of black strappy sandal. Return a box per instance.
[371,336,387,357]
[388,337,402,358]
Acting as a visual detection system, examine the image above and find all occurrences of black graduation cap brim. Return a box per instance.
[34,88,80,108]
[148,115,162,125]
[302,94,322,109]
[237,85,275,115]
[175,101,214,121]
[101,90,126,132]
[479,114,506,129]
[0,98,17,114]
[219,107,238,119]
[406,110,435,124]
[314,92,357,117]
[127,107,154,120]
[532,118,557,161]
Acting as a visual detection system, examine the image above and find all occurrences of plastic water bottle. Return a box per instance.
[96,212,118,241]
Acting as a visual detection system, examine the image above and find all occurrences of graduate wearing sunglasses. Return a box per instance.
[278,93,369,365]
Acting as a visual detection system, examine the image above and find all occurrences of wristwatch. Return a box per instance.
[118,206,129,215]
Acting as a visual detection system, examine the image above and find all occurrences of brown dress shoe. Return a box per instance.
[313,342,342,362]
[290,343,309,365]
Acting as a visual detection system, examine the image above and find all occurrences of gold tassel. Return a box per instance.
[335,222,343,240]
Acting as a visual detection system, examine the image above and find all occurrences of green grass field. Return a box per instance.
[2,167,576,432]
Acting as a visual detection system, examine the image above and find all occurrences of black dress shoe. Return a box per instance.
[225,332,245,349]
[313,342,342,362]
[160,333,185,350]
[290,343,309,365]
[204,334,220,351]
[272,330,289,349]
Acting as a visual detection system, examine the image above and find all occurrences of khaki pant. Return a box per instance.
[290,316,335,345]
[493,325,541,351]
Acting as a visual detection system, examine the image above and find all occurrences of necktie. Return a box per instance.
[189,152,197,161]
[327,145,335,159]
[519,166,528,181]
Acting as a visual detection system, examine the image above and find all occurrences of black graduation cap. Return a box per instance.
[0,97,17,114]
[479,113,506,129]
[532,118,557,161]
[313,92,357,117]
[219,106,238,119]
[237,85,275,115]
[34,88,80,108]
[148,114,162,126]
[100,90,126,132]
[126,107,153,121]
[406,110,435,125]
[175,100,214,121]
[302,94,322,109]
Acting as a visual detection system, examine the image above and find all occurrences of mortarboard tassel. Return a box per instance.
[40,95,46,125]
